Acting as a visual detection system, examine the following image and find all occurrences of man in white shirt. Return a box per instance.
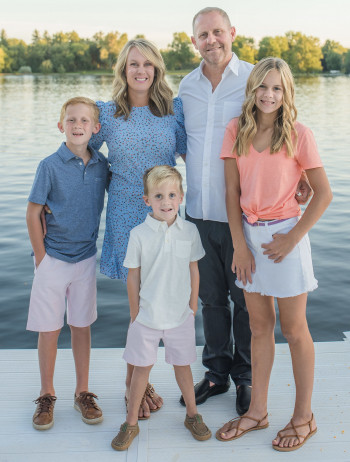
[178,7,253,416]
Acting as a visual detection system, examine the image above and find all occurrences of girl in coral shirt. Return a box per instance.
[217,57,332,451]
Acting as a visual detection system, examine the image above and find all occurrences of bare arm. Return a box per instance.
[26,202,46,267]
[189,261,199,315]
[262,167,332,263]
[126,267,141,322]
[225,158,256,285]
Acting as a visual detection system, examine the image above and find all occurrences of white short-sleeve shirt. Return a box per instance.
[123,214,205,330]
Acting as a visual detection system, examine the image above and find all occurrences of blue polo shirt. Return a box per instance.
[28,142,109,263]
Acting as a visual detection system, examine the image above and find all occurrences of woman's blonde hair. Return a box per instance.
[112,39,174,119]
[234,57,298,158]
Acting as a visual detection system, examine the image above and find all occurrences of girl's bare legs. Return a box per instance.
[272,293,317,449]
[70,325,90,395]
[126,365,153,425]
[218,292,274,439]
[38,329,61,395]
[174,365,197,417]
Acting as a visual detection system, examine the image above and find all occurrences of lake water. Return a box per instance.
[0,73,349,349]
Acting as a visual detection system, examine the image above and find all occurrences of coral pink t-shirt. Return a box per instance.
[220,118,323,223]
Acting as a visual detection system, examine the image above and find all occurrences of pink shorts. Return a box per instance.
[123,313,197,366]
[27,253,97,332]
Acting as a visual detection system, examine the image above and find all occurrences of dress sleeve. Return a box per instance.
[123,232,141,268]
[220,118,239,159]
[295,125,323,170]
[173,97,187,155]
[28,160,52,205]
[89,101,108,151]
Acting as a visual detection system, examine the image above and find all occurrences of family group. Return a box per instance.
[26,6,332,453]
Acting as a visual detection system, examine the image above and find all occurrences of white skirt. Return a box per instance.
[235,216,318,298]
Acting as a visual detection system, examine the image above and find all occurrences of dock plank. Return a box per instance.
[1,342,349,462]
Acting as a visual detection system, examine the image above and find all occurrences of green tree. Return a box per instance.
[40,59,53,73]
[258,36,289,60]
[283,32,323,73]
[0,46,7,72]
[322,40,346,71]
[232,36,257,64]
[162,32,199,70]
[344,50,350,74]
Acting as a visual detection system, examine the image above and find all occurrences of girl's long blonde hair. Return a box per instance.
[234,57,297,158]
[112,39,173,119]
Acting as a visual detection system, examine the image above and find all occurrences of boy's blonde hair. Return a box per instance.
[143,165,183,196]
[233,57,298,158]
[60,97,100,124]
[112,38,174,120]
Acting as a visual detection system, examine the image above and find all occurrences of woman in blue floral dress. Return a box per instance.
[90,39,187,418]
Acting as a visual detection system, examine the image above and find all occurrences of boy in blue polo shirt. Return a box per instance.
[26,97,109,430]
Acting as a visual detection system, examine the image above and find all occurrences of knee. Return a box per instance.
[69,325,90,334]
[249,317,275,338]
[39,329,60,340]
[280,324,306,344]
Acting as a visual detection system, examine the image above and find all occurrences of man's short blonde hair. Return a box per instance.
[143,165,184,196]
[192,7,231,34]
[59,97,100,124]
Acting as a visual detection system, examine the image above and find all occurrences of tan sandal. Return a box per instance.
[111,421,139,451]
[145,383,163,412]
[124,393,149,420]
[272,413,317,452]
[216,414,269,441]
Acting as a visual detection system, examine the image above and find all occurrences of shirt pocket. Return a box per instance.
[222,102,243,127]
[175,240,191,259]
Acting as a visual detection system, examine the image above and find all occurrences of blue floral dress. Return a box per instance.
[90,97,187,282]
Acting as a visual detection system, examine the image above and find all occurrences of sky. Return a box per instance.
[1,0,349,48]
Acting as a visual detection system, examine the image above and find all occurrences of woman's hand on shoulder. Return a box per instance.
[232,246,256,285]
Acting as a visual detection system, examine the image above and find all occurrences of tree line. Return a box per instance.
[1,29,349,75]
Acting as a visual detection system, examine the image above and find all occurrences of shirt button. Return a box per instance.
[79,162,83,165]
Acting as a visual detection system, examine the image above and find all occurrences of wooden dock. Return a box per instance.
[1,335,350,461]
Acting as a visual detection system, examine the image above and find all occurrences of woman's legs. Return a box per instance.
[272,293,316,449]
[218,292,275,439]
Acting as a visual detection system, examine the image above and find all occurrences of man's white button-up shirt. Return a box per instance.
[179,54,253,223]
[123,214,205,330]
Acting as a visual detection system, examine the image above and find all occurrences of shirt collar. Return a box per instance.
[57,142,101,164]
[197,53,240,80]
[145,213,184,231]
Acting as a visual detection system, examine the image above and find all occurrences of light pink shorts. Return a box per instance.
[123,313,197,366]
[27,253,97,332]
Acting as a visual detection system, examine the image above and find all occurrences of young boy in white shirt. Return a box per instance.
[111,165,211,451]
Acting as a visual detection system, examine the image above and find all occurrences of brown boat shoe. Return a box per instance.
[74,391,103,424]
[32,394,57,430]
[184,414,212,441]
[111,421,140,451]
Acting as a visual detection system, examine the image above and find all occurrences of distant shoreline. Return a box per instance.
[1,70,348,77]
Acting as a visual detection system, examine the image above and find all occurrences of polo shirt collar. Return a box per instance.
[145,213,184,231]
[197,53,240,80]
[57,142,101,164]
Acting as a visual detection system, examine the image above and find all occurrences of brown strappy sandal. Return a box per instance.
[145,383,163,412]
[124,392,149,420]
[272,413,317,452]
[216,414,269,441]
